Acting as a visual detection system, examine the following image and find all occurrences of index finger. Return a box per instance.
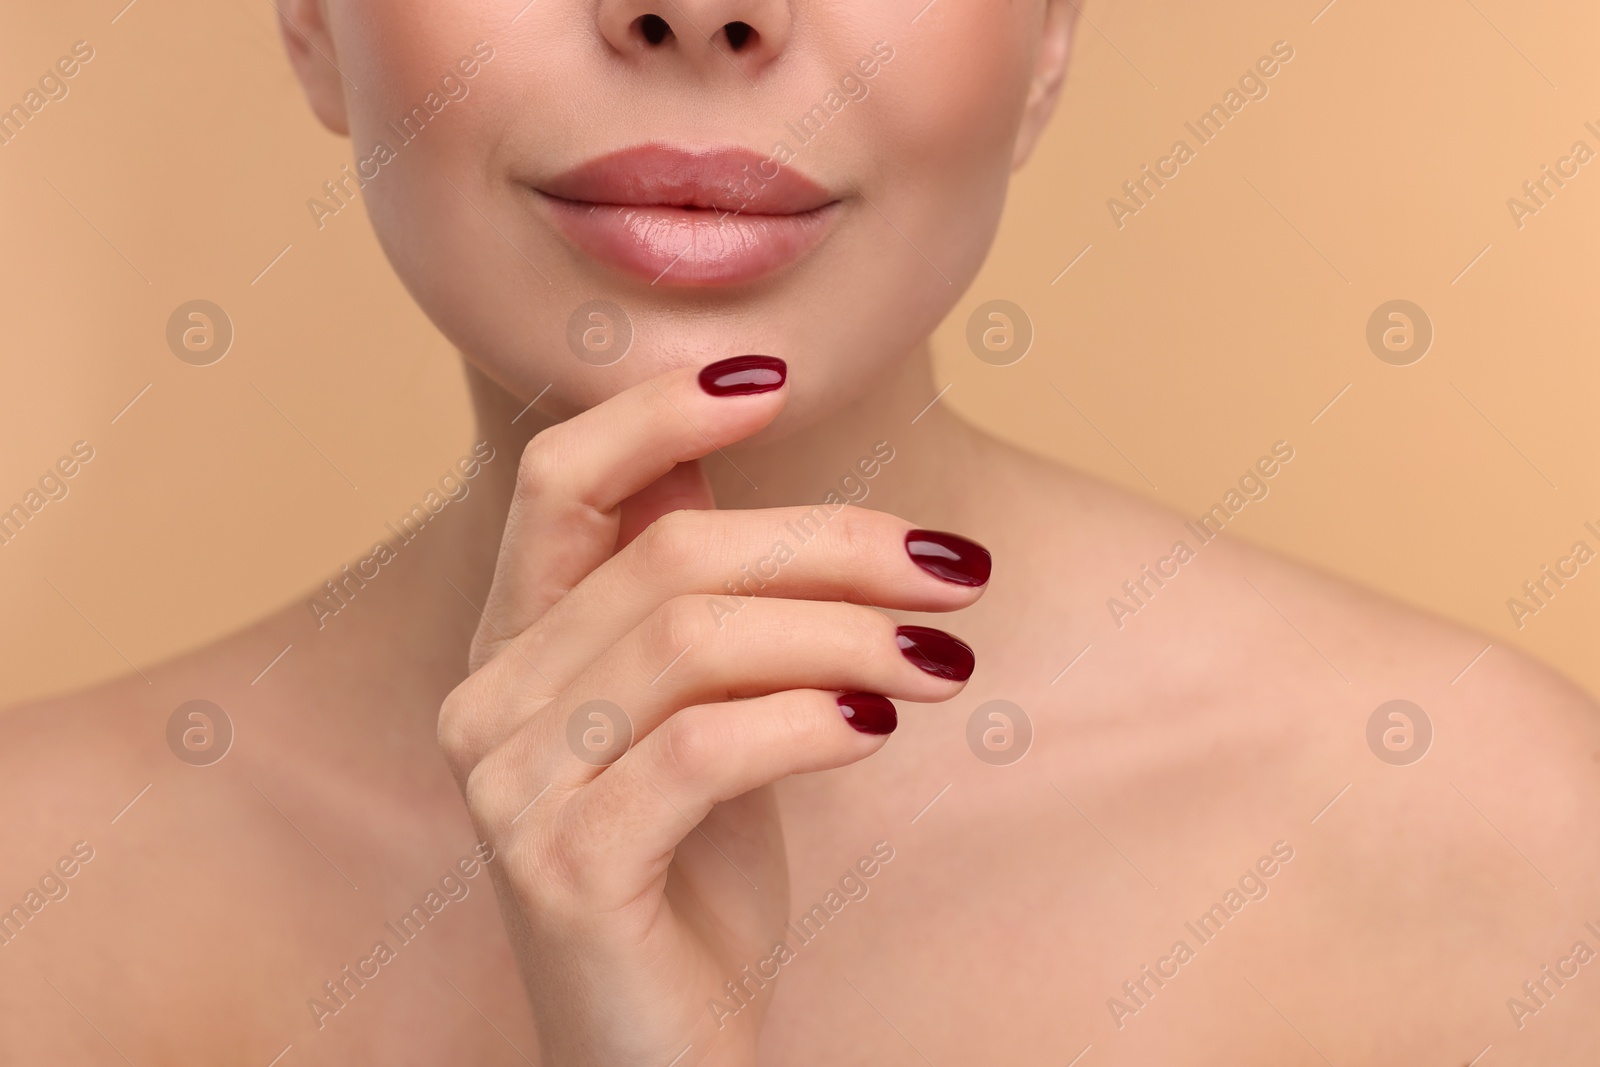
[470,355,787,672]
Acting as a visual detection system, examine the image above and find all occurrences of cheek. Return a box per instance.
[332,1,506,141]
[874,14,1034,177]
[850,13,1036,281]
[328,3,556,390]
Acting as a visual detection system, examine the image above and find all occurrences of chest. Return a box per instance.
[55,728,1540,1066]
[758,747,1521,1066]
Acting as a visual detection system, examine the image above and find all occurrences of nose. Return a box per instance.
[597,0,791,77]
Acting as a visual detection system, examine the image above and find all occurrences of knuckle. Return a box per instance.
[460,757,501,820]
[635,509,707,576]
[647,593,719,660]
[655,709,719,782]
[459,742,544,837]
[446,761,589,911]
[536,803,612,903]
[514,431,566,499]
[525,832,582,904]
[436,686,477,769]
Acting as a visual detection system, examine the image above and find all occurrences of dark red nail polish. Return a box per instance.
[699,355,786,397]
[896,626,974,682]
[838,693,897,735]
[906,529,992,587]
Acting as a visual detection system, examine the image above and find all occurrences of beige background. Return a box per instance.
[1,0,1596,706]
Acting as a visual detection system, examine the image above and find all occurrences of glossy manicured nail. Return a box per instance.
[698,355,787,397]
[906,529,992,587]
[838,693,897,735]
[896,625,975,681]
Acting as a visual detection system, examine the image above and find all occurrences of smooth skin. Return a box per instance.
[4,0,1600,1064]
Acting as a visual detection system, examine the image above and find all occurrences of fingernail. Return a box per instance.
[838,693,897,735]
[896,625,975,682]
[906,529,992,587]
[699,355,787,397]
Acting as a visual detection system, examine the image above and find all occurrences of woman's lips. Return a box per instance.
[530,145,840,286]
[542,199,837,286]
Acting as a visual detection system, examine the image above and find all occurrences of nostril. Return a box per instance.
[723,21,755,51]
[635,14,672,45]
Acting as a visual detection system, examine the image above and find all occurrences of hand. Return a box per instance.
[437,356,991,1066]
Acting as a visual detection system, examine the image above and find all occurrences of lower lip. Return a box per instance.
[539,195,838,286]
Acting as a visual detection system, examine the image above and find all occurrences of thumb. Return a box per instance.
[614,459,715,550]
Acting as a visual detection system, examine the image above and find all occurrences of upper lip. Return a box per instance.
[534,144,836,216]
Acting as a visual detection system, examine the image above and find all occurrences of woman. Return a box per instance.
[4,1,1597,1063]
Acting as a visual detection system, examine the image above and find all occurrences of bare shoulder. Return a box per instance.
[0,593,517,1064]
[1187,527,1600,1057]
[980,432,1598,728]
[0,611,313,1062]
[982,440,1600,1057]
[0,610,297,849]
